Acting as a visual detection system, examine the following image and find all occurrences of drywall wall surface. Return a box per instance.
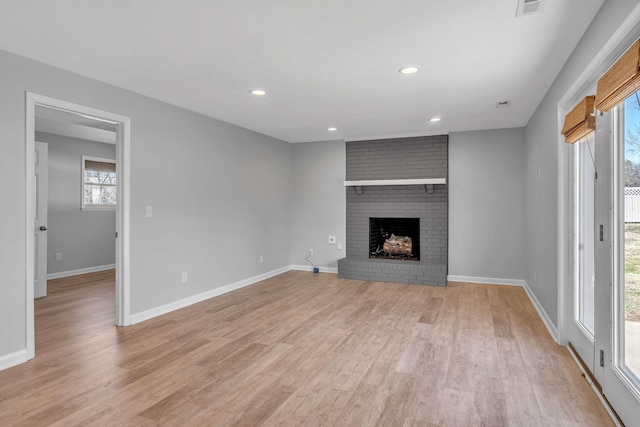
[291,140,346,270]
[36,132,116,275]
[524,0,640,328]
[0,51,28,358]
[0,48,293,359]
[449,128,525,281]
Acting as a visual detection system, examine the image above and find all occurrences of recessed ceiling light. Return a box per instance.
[398,66,419,75]
[328,127,338,131]
[429,117,442,122]
[250,89,266,96]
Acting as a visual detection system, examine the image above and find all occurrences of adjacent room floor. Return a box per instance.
[0,270,613,426]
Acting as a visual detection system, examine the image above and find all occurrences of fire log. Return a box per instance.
[383,234,412,255]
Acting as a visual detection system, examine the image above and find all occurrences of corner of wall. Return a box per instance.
[523,280,559,343]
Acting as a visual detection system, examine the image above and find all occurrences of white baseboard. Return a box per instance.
[523,280,559,343]
[447,275,525,287]
[291,264,338,274]
[0,349,28,371]
[47,264,115,280]
[130,265,291,325]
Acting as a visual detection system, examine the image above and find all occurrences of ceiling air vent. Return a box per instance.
[516,0,546,17]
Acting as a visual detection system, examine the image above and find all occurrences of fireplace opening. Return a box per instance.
[369,217,420,261]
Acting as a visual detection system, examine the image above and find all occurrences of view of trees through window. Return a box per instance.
[623,94,640,378]
[83,158,116,207]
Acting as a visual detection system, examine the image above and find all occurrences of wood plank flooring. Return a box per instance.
[0,270,613,426]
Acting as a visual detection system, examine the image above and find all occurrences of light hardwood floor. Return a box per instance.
[0,270,613,426]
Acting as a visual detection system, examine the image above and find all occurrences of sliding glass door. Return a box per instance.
[571,94,640,424]
[604,98,640,421]
[617,96,640,385]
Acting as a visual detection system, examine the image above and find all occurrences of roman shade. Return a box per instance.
[562,96,595,143]
[85,159,116,173]
[595,39,640,112]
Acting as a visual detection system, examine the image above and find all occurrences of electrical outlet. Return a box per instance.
[260,254,264,264]
[55,252,62,261]
[309,248,314,256]
[181,272,188,283]
[328,235,336,244]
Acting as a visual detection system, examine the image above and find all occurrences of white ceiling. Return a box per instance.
[1,0,604,143]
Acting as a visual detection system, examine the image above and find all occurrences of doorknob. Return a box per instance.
[39,226,47,231]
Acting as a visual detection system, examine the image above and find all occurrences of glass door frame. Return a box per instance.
[570,131,598,375]
[607,104,640,410]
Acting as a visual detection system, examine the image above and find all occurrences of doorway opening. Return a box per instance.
[25,93,131,360]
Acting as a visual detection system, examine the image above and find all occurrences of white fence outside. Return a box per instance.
[626,187,640,222]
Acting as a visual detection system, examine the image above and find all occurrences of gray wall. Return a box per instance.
[524,0,639,327]
[290,140,346,270]
[0,48,293,359]
[36,132,116,275]
[449,129,525,280]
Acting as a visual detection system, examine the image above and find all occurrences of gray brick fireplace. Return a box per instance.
[338,135,448,286]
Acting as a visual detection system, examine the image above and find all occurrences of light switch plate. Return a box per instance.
[145,206,153,218]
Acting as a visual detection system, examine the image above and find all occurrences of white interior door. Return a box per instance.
[34,141,48,298]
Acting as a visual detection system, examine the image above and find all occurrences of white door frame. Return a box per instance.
[558,2,640,346]
[24,92,131,359]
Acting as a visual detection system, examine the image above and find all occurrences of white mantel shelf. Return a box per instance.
[343,178,446,187]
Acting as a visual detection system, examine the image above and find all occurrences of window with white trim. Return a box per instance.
[81,156,116,210]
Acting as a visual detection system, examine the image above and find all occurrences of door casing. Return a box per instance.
[24,92,131,360]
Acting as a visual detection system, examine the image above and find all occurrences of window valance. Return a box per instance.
[562,96,595,143]
[595,39,640,112]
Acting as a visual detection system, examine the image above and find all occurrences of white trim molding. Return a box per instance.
[291,264,339,274]
[25,92,132,362]
[0,349,28,371]
[47,264,116,280]
[130,266,291,325]
[446,275,525,287]
[523,280,559,343]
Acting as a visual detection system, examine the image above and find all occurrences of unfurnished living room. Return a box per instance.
[2,0,640,425]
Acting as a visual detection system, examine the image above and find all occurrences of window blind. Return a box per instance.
[85,159,116,173]
[562,95,595,144]
[595,39,640,112]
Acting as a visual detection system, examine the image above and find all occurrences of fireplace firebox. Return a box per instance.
[369,217,420,261]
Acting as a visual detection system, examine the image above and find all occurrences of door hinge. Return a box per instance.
[600,349,604,367]
[599,225,604,242]
[595,171,598,180]
[115,232,118,238]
